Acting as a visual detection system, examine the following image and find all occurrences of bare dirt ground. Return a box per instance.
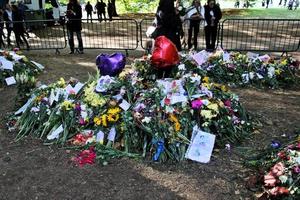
[0,50,300,200]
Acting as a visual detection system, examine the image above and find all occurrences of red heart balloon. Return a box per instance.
[151,36,180,69]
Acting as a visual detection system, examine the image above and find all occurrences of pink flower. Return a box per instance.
[269,187,289,196]
[224,99,231,108]
[79,118,87,126]
[72,146,96,167]
[264,173,277,187]
[13,48,19,52]
[293,166,300,174]
[271,162,285,177]
[191,99,203,109]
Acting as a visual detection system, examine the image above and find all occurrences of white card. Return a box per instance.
[119,100,131,111]
[47,124,63,140]
[10,52,24,61]
[31,61,45,70]
[96,130,105,143]
[65,84,74,94]
[73,82,84,95]
[14,95,36,115]
[5,76,16,85]
[0,57,14,71]
[108,127,116,141]
[49,89,55,106]
[185,129,216,163]
[192,50,209,66]
[223,52,230,62]
[171,95,188,104]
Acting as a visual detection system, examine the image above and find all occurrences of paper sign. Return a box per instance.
[73,82,84,95]
[14,95,36,115]
[185,128,216,163]
[108,127,116,141]
[0,57,14,71]
[5,76,16,85]
[223,52,230,62]
[31,61,45,70]
[192,50,209,66]
[47,124,63,140]
[119,100,131,111]
[96,130,105,143]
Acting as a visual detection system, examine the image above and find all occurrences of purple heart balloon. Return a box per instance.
[96,53,126,76]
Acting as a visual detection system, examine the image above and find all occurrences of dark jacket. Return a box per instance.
[3,10,13,30]
[155,10,183,51]
[66,3,82,32]
[204,5,222,27]
[85,4,93,13]
[12,9,25,33]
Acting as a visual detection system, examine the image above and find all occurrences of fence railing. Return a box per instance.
[1,18,300,53]
[220,19,300,52]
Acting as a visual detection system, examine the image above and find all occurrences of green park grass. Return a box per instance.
[225,8,300,19]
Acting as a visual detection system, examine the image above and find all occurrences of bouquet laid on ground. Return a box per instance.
[9,56,253,164]
[0,49,44,100]
[167,50,299,89]
[248,139,300,199]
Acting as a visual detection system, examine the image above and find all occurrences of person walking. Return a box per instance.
[294,0,299,9]
[154,0,183,51]
[66,0,83,54]
[107,0,113,21]
[186,0,204,50]
[3,3,13,47]
[85,1,93,23]
[204,0,222,51]
[11,4,29,50]
[18,1,30,38]
[95,0,106,22]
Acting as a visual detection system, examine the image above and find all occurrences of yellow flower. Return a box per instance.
[207,103,219,113]
[220,85,228,92]
[93,117,101,126]
[203,76,209,83]
[219,101,225,108]
[61,100,75,110]
[169,114,179,123]
[101,114,108,127]
[281,59,288,66]
[174,122,181,132]
[107,113,119,122]
[275,69,281,75]
[57,77,66,87]
[201,110,216,120]
[107,107,121,115]
[84,82,106,107]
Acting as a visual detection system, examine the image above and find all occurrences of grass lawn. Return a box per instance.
[223,8,300,19]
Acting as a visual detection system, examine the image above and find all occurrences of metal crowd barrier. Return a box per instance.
[220,19,300,52]
[2,19,67,53]
[139,18,212,51]
[1,18,299,53]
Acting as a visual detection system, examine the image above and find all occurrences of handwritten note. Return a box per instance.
[108,127,116,142]
[5,76,16,85]
[185,126,216,163]
[0,57,14,71]
[192,50,209,66]
[119,100,131,111]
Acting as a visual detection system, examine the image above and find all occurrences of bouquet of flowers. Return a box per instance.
[0,49,44,101]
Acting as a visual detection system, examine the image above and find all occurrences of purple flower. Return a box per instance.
[191,99,203,109]
[294,166,300,174]
[75,103,81,112]
[271,141,281,149]
[79,118,87,126]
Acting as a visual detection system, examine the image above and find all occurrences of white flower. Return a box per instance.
[178,64,186,71]
[142,117,151,124]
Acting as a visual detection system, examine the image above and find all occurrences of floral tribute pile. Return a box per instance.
[253,140,300,199]
[8,53,256,165]
[171,50,299,88]
[0,49,44,99]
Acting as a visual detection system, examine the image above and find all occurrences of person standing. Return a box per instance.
[0,9,5,48]
[11,4,29,50]
[95,0,106,22]
[3,3,13,47]
[204,0,222,51]
[154,0,183,51]
[66,0,83,54]
[186,0,204,50]
[85,1,93,23]
[107,0,113,21]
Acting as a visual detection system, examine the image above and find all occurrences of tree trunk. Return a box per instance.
[112,0,118,16]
